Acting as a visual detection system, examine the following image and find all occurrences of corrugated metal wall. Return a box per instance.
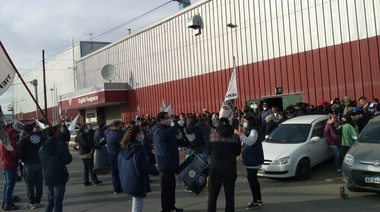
[74,0,380,121]
[17,0,380,122]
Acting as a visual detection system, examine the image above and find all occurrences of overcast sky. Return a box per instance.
[0,0,200,114]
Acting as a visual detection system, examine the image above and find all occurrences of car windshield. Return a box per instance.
[357,122,380,143]
[266,124,311,143]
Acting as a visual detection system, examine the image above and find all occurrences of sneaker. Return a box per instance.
[246,202,261,209]
[113,190,123,194]
[83,182,93,187]
[31,203,40,209]
[184,188,192,192]
[171,207,184,212]
[28,203,38,210]
[93,180,103,186]
[3,203,19,211]
[337,169,342,172]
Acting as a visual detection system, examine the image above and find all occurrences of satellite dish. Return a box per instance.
[101,64,116,82]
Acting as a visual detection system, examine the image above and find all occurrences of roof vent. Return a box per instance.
[173,0,191,10]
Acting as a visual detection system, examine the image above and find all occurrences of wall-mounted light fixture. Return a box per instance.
[188,14,203,36]
[227,23,238,28]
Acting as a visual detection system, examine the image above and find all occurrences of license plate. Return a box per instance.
[258,168,265,174]
[364,177,380,184]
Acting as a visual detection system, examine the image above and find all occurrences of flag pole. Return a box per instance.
[232,56,241,119]
[0,41,51,127]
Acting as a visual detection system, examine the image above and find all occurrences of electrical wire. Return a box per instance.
[92,1,173,41]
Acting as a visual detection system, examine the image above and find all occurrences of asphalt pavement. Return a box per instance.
[3,149,380,212]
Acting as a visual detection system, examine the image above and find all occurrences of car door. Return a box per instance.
[308,120,330,166]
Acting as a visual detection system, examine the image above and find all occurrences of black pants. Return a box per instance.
[246,168,262,202]
[160,171,176,212]
[208,177,236,212]
[24,164,43,204]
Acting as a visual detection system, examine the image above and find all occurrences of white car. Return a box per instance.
[258,115,331,180]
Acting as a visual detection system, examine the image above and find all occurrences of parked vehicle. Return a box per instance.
[342,113,380,194]
[258,115,331,180]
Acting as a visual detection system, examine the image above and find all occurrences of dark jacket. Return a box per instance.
[118,141,156,198]
[185,123,206,155]
[39,137,72,186]
[152,122,181,172]
[206,123,241,181]
[106,129,124,161]
[19,132,45,165]
[60,127,70,142]
[77,132,95,156]
[94,127,106,146]
[241,127,264,167]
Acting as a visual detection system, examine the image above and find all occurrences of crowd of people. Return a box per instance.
[1,95,379,212]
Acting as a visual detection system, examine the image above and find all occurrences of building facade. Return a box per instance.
[14,0,380,124]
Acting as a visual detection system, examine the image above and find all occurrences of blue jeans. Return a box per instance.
[3,169,17,205]
[82,159,98,184]
[45,184,66,212]
[330,145,341,171]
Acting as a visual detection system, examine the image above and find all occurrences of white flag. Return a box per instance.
[59,105,62,120]
[0,41,16,95]
[159,100,166,112]
[164,103,173,117]
[219,57,238,123]
[35,119,47,129]
[68,113,80,131]
[224,63,238,101]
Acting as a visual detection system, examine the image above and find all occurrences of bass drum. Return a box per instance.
[93,146,111,175]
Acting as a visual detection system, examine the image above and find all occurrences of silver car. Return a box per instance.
[342,113,380,194]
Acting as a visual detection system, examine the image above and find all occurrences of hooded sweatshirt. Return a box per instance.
[118,141,158,198]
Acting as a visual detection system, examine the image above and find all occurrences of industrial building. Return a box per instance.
[12,0,380,124]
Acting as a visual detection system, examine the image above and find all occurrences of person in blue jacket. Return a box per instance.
[118,126,158,212]
[152,112,185,212]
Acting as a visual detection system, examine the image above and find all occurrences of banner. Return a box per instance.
[0,41,16,95]
[68,113,80,131]
[12,117,25,132]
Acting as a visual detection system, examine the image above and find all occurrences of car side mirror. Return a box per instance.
[309,136,320,142]
[352,135,357,141]
[265,135,269,139]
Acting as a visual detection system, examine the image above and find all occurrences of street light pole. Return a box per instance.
[50,88,54,125]
[31,79,39,120]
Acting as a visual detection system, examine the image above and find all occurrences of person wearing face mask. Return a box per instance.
[234,114,265,209]
[118,126,159,212]
[151,112,185,212]
[259,103,273,131]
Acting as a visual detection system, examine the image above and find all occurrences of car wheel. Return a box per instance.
[295,159,311,180]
